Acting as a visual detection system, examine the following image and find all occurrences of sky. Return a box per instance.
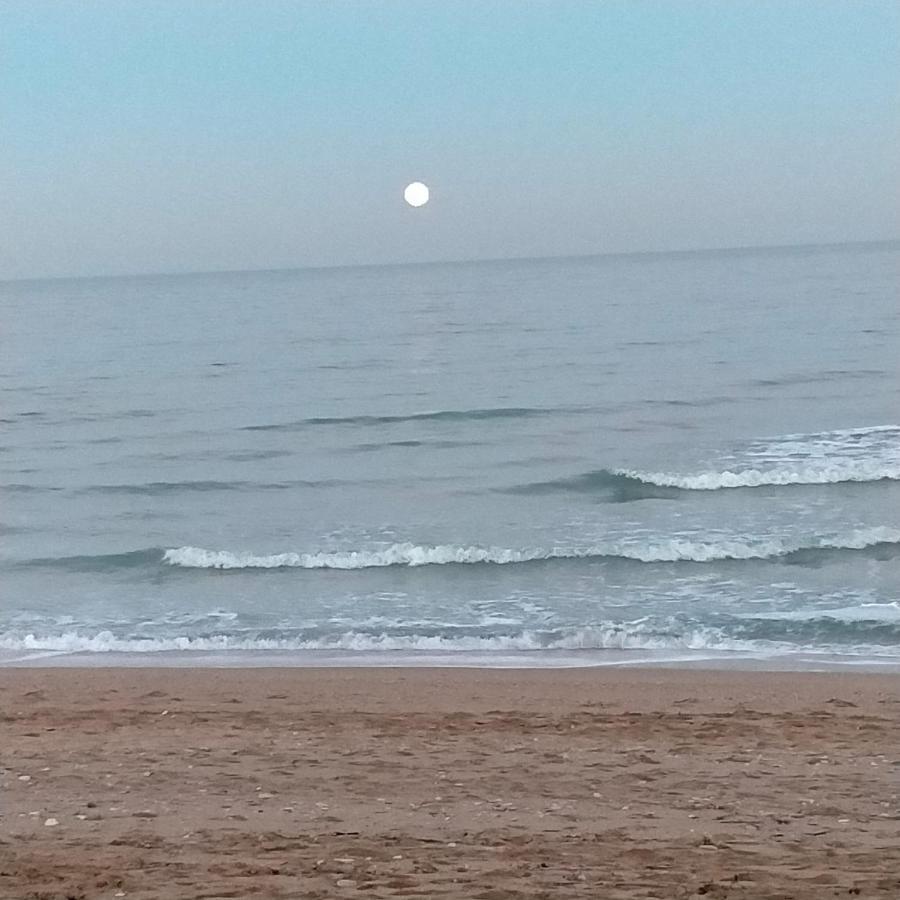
[2,0,899,280]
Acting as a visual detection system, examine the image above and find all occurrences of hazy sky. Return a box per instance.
[2,1,899,280]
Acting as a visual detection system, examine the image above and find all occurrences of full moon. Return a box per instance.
[403,181,430,207]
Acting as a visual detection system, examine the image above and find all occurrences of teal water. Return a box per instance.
[2,242,899,665]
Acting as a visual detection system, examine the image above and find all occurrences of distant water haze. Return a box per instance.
[1,242,899,664]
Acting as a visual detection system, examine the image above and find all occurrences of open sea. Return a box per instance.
[2,242,899,667]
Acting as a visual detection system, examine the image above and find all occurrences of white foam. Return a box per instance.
[823,526,900,550]
[619,425,900,489]
[162,527,900,570]
[750,601,900,624]
[619,462,900,490]
[0,625,766,655]
[4,601,899,659]
[163,543,541,569]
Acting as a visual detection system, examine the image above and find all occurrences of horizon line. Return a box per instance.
[3,237,898,286]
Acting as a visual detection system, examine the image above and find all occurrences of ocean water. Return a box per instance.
[2,242,899,667]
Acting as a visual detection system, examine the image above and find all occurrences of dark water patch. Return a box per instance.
[241,406,572,432]
[0,522,27,535]
[752,375,830,388]
[111,508,177,521]
[150,451,219,462]
[76,479,342,496]
[3,483,64,493]
[79,480,251,495]
[749,369,887,389]
[379,439,425,448]
[500,469,681,502]
[69,409,159,424]
[643,419,701,431]
[731,616,900,647]
[225,449,295,462]
[349,439,424,451]
[781,541,900,567]
[346,438,482,453]
[13,547,166,573]
[823,368,887,379]
[642,397,727,409]
[494,454,583,469]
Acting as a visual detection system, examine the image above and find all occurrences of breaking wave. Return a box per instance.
[15,528,900,573]
[162,527,900,570]
[615,463,900,491]
[613,425,900,490]
[4,611,899,656]
[0,625,787,655]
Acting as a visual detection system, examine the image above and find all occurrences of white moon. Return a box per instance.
[403,181,430,207]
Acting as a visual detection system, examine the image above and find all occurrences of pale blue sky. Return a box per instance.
[2,1,898,279]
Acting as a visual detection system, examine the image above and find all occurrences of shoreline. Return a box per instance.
[3,646,900,671]
[2,667,899,898]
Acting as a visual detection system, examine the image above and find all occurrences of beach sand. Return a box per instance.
[1,667,898,899]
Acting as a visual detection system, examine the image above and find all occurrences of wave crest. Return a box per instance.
[615,463,900,490]
[163,528,900,570]
[615,425,900,490]
[4,613,899,657]
[0,625,762,655]
[241,406,565,432]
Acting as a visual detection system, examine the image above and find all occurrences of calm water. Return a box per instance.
[2,242,899,665]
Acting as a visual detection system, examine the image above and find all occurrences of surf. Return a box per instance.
[160,527,900,570]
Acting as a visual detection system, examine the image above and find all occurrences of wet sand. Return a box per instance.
[1,667,899,899]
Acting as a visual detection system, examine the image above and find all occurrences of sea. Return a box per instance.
[2,241,899,668]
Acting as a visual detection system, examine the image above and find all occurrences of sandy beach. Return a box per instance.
[1,667,899,899]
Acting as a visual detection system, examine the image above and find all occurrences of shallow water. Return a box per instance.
[2,242,899,664]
